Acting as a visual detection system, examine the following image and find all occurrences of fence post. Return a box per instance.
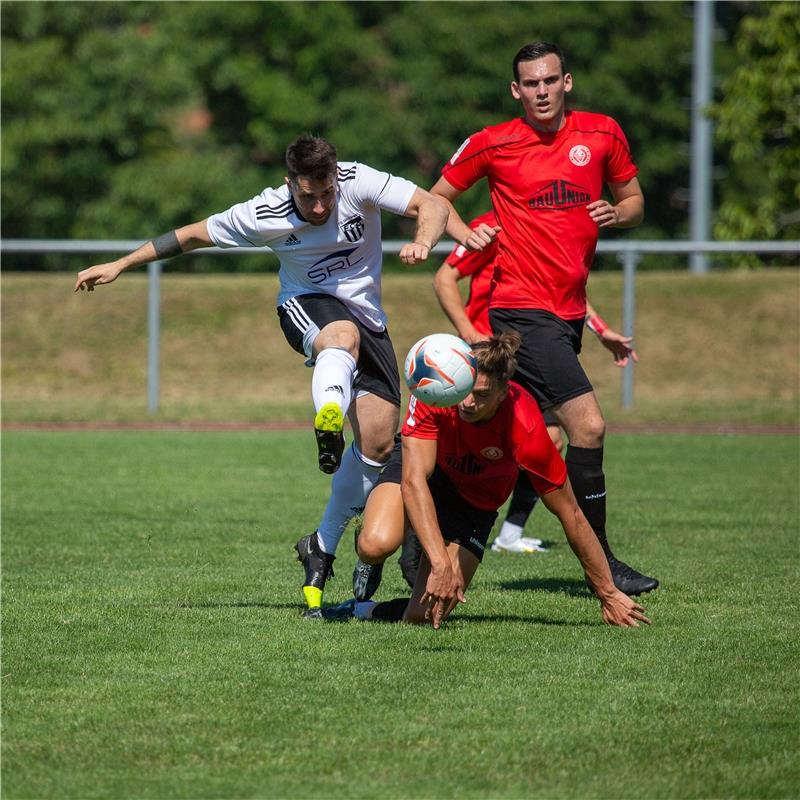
[619,250,640,409]
[148,261,161,414]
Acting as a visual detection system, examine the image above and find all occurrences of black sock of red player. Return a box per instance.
[565,445,613,558]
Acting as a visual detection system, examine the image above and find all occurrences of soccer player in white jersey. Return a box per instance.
[75,134,449,618]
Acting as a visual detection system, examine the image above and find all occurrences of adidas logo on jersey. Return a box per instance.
[285,234,301,246]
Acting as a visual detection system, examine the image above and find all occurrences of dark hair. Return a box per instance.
[513,42,566,82]
[472,331,522,389]
[285,135,337,183]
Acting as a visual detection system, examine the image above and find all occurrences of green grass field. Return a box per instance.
[3,429,798,799]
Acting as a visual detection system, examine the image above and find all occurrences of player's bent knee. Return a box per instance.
[357,533,395,564]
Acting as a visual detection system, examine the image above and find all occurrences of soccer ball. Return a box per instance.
[404,333,477,407]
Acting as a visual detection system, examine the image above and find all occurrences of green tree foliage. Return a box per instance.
[2,0,781,271]
[712,1,799,240]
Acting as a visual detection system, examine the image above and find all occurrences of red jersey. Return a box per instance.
[444,210,497,336]
[441,111,638,320]
[401,382,567,511]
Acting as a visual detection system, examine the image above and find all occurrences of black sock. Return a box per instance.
[371,597,409,622]
[565,445,613,558]
[506,469,540,527]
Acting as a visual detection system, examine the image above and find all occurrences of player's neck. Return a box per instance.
[524,110,567,134]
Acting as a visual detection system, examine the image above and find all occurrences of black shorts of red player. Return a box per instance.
[375,438,497,562]
[489,307,593,410]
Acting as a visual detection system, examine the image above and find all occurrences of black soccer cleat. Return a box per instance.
[352,559,384,602]
[607,556,659,596]
[322,598,358,622]
[314,402,345,474]
[294,532,336,610]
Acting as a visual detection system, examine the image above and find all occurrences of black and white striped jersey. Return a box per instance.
[206,161,417,331]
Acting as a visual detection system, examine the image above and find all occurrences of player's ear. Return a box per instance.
[563,72,573,93]
[510,81,521,101]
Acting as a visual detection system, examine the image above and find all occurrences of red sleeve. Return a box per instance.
[444,210,498,276]
[445,240,495,278]
[508,388,567,495]
[401,396,440,440]
[605,118,638,184]
[441,129,492,191]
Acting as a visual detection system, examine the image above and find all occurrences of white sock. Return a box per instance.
[354,601,376,620]
[497,520,524,545]
[316,443,383,555]
[311,348,356,415]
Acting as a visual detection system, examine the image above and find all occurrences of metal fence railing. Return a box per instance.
[2,239,798,412]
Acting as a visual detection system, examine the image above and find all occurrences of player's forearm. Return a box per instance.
[612,195,644,228]
[116,221,214,273]
[411,196,449,250]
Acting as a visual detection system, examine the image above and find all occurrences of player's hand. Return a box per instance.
[587,200,620,228]
[463,224,501,252]
[399,242,431,265]
[598,329,639,367]
[74,262,123,292]
[600,590,651,628]
[421,562,466,629]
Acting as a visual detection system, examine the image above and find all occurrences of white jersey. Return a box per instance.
[206,162,417,331]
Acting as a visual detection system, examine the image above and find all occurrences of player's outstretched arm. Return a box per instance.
[585,301,639,368]
[429,177,500,252]
[74,220,214,292]
[541,480,651,628]
[397,188,448,265]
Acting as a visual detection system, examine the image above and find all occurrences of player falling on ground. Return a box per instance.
[74,134,448,617]
[332,332,651,629]
[430,42,658,595]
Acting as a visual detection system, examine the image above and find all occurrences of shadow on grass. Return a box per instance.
[489,576,593,598]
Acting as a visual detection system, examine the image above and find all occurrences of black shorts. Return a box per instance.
[375,439,497,562]
[277,293,401,406]
[489,308,593,410]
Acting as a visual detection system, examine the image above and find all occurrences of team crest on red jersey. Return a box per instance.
[481,446,504,461]
[569,145,592,166]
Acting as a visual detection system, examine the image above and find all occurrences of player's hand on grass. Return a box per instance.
[399,242,431,265]
[600,590,651,628]
[74,262,123,292]
[598,329,639,368]
[421,561,466,629]
[462,223,501,252]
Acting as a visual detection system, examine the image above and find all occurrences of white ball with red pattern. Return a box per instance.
[404,333,477,408]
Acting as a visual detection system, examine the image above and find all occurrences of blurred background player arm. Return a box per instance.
[433,262,488,344]
[585,300,639,368]
[74,220,213,292]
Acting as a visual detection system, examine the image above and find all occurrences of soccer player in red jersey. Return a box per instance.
[328,332,650,629]
[432,209,638,556]
[429,42,658,595]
